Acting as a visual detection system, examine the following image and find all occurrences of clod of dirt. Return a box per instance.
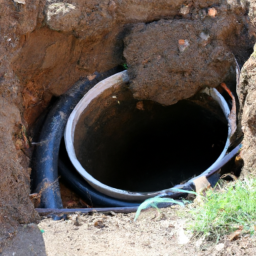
[94,219,106,228]
[124,17,237,106]
[74,215,82,226]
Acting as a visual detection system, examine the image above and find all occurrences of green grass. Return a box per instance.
[188,178,256,241]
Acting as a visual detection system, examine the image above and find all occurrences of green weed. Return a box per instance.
[188,178,256,241]
[122,63,128,69]
[134,188,198,221]
[134,196,185,222]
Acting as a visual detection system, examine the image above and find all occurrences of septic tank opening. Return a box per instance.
[73,85,228,193]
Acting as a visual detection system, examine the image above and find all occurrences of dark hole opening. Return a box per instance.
[74,88,228,192]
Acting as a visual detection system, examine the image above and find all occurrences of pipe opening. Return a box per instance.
[74,86,228,193]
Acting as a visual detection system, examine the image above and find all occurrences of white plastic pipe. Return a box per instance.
[65,70,234,201]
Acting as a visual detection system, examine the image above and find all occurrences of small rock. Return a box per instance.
[178,39,189,52]
[200,32,210,41]
[215,243,225,251]
[27,223,37,228]
[199,32,210,46]
[180,5,190,15]
[208,8,217,17]
[74,215,82,226]
[15,139,24,150]
[94,220,105,228]
[14,0,25,4]
[195,237,204,248]
[87,74,96,81]
[108,0,116,13]
[177,228,190,244]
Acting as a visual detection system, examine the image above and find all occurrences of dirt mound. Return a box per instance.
[124,18,235,105]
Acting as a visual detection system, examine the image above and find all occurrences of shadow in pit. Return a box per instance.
[75,91,228,192]
[1,224,47,256]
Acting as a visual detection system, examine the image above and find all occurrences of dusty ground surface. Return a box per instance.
[2,207,256,256]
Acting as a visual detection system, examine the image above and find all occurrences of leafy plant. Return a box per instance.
[134,196,185,221]
[188,179,256,240]
[168,187,198,196]
[134,188,198,221]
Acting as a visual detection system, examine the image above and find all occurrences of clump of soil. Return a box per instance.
[123,5,248,105]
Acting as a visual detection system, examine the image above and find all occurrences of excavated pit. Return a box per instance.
[74,86,228,193]
[0,0,255,248]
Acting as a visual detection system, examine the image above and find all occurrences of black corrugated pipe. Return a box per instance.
[32,67,139,209]
[58,144,140,207]
[32,67,242,216]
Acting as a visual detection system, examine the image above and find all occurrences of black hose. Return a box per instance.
[33,67,241,211]
[58,153,140,207]
[33,66,134,209]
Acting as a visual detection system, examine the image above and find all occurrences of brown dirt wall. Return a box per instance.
[237,45,256,177]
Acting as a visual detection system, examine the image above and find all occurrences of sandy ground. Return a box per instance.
[2,207,256,256]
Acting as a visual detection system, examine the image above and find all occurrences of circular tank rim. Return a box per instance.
[64,70,232,201]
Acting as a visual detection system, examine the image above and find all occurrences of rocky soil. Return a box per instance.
[1,0,256,253]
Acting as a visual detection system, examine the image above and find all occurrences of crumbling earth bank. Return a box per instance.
[0,0,256,250]
[237,46,256,178]
[0,0,42,249]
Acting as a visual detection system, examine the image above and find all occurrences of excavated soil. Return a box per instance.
[124,19,235,105]
[1,0,256,253]
[2,207,256,256]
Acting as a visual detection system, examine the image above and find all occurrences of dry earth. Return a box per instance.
[2,207,256,256]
